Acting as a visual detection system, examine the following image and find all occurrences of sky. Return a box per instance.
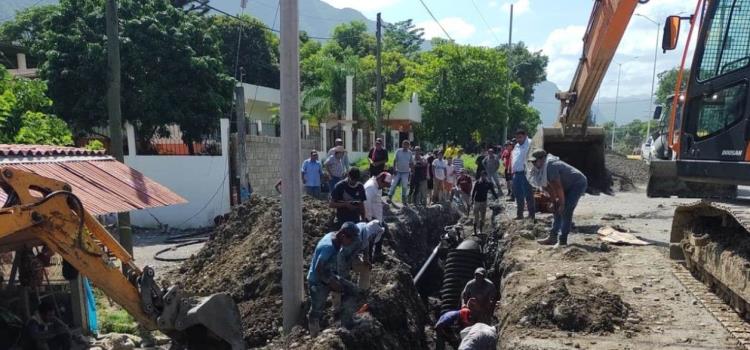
[319,0,699,102]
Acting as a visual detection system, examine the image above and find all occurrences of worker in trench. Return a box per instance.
[471,171,500,235]
[461,267,497,324]
[528,149,588,248]
[307,222,360,336]
[330,167,366,228]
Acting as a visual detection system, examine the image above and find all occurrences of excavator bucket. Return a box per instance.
[647,160,737,198]
[159,288,245,350]
[533,126,611,194]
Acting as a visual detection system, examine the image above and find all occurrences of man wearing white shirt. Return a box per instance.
[431,151,448,202]
[364,172,391,221]
[510,129,535,220]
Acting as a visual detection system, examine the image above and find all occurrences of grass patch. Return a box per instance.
[94,288,139,334]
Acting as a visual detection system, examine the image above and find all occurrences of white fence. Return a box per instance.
[124,119,230,228]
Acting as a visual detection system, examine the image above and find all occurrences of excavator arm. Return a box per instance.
[0,167,245,350]
[535,0,647,194]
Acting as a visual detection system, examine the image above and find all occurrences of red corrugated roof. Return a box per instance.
[0,158,186,215]
[0,144,105,157]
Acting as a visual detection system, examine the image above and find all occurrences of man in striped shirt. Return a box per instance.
[452,149,465,172]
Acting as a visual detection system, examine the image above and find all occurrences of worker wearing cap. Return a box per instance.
[307,222,360,336]
[325,145,348,195]
[328,138,350,172]
[528,149,588,248]
[435,307,475,349]
[364,172,392,222]
[461,267,497,323]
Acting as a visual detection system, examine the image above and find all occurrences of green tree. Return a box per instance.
[332,21,375,57]
[209,15,280,88]
[383,19,425,57]
[0,5,59,50]
[0,66,72,145]
[410,43,511,146]
[37,0,233,153]
[497,42,548,103]
[301,55,372,124]
[655,67,690,103]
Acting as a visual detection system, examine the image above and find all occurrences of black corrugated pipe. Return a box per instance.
[439,239,484,315]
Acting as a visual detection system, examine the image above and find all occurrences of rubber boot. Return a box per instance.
[309,319,321,337]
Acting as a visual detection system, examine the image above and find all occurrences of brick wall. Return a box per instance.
[246,135,321,196]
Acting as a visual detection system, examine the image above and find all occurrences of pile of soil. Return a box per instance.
[605,152,649,189]
[510,276,631,333]
[176,196,460,348]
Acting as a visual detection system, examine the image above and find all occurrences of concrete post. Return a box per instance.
[125,122,136,156]
[256,120,263,136]
[357,129,363,152]
[343,125,353,153]
[391,130,399,149]
[280,0,304,333]
[370,131,376,148]
[320,122,327,151]
[408,131,414,142]
[302,120,310,138]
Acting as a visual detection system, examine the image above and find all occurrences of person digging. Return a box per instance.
[307,222,360,336]
[528,149,588,248]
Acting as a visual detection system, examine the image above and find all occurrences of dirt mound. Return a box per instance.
[177,196,460,348]
[512,276,631,333]
[605,152,649,190]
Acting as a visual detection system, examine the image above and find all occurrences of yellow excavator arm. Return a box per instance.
[0,167,245,350]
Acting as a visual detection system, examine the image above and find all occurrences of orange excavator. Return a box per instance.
[534,0,650,194]
[646,0,750,315]
[0,168,245,349]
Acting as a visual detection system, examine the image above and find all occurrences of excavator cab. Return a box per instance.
[0,168,245,349]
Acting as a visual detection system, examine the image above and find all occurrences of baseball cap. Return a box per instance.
[375,138,383,144]
[378,172,392,184]
[366,220,385,238]
[474,267,486,276]
[530,149,547,162]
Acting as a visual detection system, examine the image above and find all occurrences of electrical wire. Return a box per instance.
[416,0,454,41]
[470,0,501,45]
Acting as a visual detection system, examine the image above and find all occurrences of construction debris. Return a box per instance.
[605,151,649,190]
[175,196,460,348]
[597,226,650,246]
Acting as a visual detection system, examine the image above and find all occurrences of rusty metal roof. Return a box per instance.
[0,155,186,215]
[0,144,105,157]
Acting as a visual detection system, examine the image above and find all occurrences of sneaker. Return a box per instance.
[386,197,393,204]
[537,235,558,245]
[514,216,524,220]
[553,242,568,249]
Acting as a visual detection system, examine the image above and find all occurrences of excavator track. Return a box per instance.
[669,200,750,348]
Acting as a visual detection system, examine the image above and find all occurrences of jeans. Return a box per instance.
[388,172,410,201]
[305,186,321,199]
[412,180,428,205]
[328,176,342,197]
[551,179,588,244]
[308,282,330,322]
[473,201,488,233]
[487,172,502,193]
[512,171,535,218]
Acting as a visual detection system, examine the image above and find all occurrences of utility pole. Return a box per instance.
[503,4,513,142]
[235,85,249,202]
[105,0,132,255]
[280,0,303,333]
[612,63,622,150]
[375,13,383,141]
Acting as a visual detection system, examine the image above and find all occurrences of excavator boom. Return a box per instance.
[0,167,245,350]
[535,0,645,194]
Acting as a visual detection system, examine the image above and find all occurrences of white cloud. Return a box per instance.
[488,1,499,8]
[540,25,585,57]
[417,17,477,41]
[502,0,531,15]
[319,0,400,13]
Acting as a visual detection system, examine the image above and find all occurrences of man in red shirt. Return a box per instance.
[455,169,473,214]
[500,141,514,200]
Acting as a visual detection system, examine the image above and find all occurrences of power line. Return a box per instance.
[416,0,454,41]
[470,0,501,45]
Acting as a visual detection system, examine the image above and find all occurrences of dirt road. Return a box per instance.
[497,189,740,349]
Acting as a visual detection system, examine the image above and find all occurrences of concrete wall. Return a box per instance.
[246,135,320,196]
[125,119,230,228]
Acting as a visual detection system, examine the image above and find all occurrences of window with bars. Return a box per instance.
[699,0,750,81]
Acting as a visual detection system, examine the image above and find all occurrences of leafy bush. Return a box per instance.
[85,139,105,151]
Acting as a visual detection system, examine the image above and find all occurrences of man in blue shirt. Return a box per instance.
[307,222,359,336]
[301,150,324,199]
